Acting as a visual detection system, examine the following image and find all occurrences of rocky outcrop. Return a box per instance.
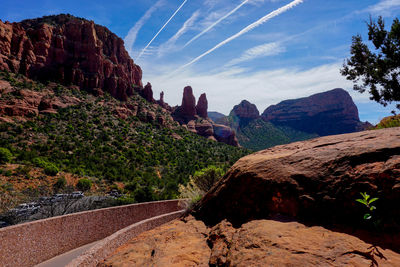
[229,100,259,127]
[102,216,400,267]
[196,93,208,119]
[192,127,400,232]
[213,124,239,147]
[262,88,366,136]
[101,216,211,267]
[0,82,80,120]
[180,86,196,119]
[0,14,142,101]
[173,86,239,147]
[141,82,154,103]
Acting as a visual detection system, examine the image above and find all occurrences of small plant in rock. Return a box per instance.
[356,192,378,220]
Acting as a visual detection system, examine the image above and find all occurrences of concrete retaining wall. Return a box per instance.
[0,199,186,267]
[68,210,185,266]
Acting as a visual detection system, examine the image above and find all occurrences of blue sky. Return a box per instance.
[1,0,400,123]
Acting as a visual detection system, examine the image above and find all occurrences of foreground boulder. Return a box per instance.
[192,127,400,231]
[101,216,400,267]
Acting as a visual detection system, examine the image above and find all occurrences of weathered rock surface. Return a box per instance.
[213,124,239,147]
[100,216,211,267]
[262,88,367,136]
[102,217,400,267]
[0,14,142,101]
[192,127,400,231]
[0,87,80,119]
[230,100,259,127]
[180,86,196,119]
[196,93,208,119]
[173,86,239,147]
[141,82,154,103]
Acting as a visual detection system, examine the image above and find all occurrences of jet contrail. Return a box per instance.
[175,0,304,73]
[124,0,164,58]
[157,11,200,57]
[184,0,251,48]
[137,0,189,60]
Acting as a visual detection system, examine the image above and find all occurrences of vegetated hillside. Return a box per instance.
[216,101,317,151]
[236,118,318,151]
[0,71,250,204]
[375,114,400,129]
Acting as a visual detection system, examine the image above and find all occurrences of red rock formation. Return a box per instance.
[180,86,196,118]
[0,87,80,119]
[196,93,208,118]
[231,100,259,121]
[0,14,142,101]
[142,82,154,103]
[192,127,400,233]
[262,88,365,136]
[172,86,240,147]
[212,124,239,147]
[101,216,400,266]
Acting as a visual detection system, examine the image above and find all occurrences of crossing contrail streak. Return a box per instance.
[124,0,164,58]
[175,0,304,73]
[137,0,189,60]
[184,0,250,48]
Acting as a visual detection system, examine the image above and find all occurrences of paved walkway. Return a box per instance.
[35,240,99,267]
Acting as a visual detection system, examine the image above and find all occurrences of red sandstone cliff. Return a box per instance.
[0,14,142,101]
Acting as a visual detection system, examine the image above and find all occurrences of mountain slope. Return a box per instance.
[0,71,249,203]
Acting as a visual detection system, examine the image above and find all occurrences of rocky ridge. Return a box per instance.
[261,88,371,136]
[0,14,142,101]
[173,86,239,147]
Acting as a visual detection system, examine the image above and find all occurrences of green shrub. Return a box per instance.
[0,148,12,164]
[44,163,59,176]
[54,177,67,192]
[76,178,92,191]
[192,165,225,192]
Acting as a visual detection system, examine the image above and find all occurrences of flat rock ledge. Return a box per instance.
[99,216,400,267]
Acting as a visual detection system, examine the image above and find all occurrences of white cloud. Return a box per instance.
[124,0,164,58]
[366,0,400,16]
[226,42,285,66]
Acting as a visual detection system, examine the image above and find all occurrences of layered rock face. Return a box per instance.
[262,88,366,136]
[173,86,239,147]
[192,127,400,231]
[0,14,142,101]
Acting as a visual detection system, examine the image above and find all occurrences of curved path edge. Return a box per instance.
[67,210,185,267]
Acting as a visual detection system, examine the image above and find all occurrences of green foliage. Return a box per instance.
[76,178,93,191]
[375,115,400,129]
[234,118,318,151]
[356,192,379,220]
[43,163,59,176]
[0,147,12,164]
[341,16,400,110]
[54,176,67,192]
[192,165,224,192]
